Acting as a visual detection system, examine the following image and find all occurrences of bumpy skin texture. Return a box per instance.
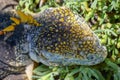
[0,40,28,79]
[0,12,32,79]
[18,7,107,66]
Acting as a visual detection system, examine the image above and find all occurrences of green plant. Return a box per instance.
[16,0,40,14]
[33,59,120,80]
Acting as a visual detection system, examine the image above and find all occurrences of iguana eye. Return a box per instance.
[87,54,96,60]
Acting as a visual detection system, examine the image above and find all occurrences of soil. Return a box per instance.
[0,0,18,12]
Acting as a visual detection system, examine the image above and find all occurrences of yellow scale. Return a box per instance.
[0,10,40,35]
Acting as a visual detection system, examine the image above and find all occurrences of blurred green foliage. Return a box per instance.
[33,59,120,80]
[16,0,120,80]
[16,0,40,13]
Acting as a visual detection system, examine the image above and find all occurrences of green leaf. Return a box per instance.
[85,10,95,21]
[91,0,97,9]
[91,69,105,80]
[75,73,82,80]
[35,0,40,4]
[33,65,48,72]
[65,74,74,80]
[19,0,26,7]
[49,74,55,80]
[105,59,120,71]
[99,13,107,25]
[69,68,80,75]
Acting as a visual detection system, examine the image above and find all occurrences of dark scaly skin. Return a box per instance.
[37,7,96,55]
[0,12,32,79]
[20,7,107,66]
[0,41,27,79]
